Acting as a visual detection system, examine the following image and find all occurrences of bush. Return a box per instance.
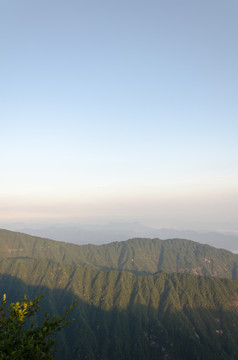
[0,294,76,360]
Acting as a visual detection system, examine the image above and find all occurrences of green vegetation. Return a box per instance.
[1,229,238,278]
[1,261,238,359]
[1,229,238,359]
[0,294,76,360]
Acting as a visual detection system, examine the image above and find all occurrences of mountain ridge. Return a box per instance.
[10,222,238,252]
[2,229,238,358]
[1,228,238,279]
[1,260,238,360]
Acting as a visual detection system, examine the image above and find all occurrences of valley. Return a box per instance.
[1,229,238,359]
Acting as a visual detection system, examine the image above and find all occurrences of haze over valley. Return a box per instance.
[1,221,238,253]
[0,0,238,358]
[0,0,237,239]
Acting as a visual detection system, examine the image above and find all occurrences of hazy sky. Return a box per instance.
[0,0,238,231]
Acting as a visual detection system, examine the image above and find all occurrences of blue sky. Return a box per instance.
[0,0,237,231]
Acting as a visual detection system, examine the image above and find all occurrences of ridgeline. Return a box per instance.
[1,229,238,359]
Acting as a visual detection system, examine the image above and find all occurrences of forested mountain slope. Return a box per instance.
[1,228,238,278]
[1,258,238,360]
[1,229,238,359]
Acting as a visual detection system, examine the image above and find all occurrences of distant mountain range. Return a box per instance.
[11,222,238,252]
[1,228,238,359]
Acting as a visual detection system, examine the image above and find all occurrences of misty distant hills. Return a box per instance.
[17,222,158,245]
[15,222,238,252]
[1,229,238,359]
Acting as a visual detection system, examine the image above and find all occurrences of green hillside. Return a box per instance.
[1,229,238,359]
[1,258,238,359]
[1,229,238,278]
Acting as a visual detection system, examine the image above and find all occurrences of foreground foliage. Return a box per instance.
[2,266,238,360]
[0,294,76,360]
[1,230,238,359]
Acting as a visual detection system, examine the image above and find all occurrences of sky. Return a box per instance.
[0,0,238,231]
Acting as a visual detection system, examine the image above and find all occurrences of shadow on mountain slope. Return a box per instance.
[1,273,238,360]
